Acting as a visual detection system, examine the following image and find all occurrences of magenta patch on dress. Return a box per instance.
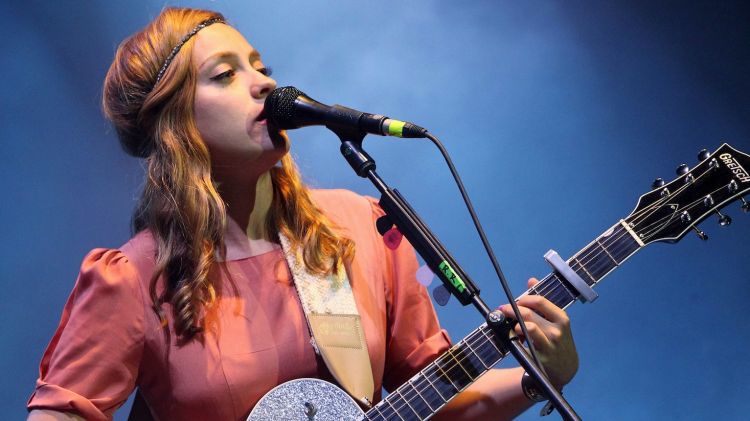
[416,264,434,286]
[383,226,403,250]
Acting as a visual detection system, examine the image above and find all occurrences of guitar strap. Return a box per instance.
[278,233,375,407]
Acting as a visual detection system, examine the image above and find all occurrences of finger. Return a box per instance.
[499,304,558,346]
[515,294,570,325]
[514,321,552,351]
[499,304,549,327]
[527,277,540,288]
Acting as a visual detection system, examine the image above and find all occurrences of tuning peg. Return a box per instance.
[692,226,708,241]
[651,177,665,189]
[676,164,690,175]
[716,211,732,226]
[703,195,715,207]
[729,180,739,193]
[741,197,750,213]
[697,149,710,161]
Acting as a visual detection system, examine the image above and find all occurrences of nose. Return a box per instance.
[252,72,277,100]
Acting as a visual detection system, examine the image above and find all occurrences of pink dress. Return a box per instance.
[27,189,452,420]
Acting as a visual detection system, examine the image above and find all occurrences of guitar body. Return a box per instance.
[247,378,364,421]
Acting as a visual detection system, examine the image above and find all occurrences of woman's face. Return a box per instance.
[192,23,288,178]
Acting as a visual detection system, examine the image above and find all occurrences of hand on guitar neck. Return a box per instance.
[498,277,579,390]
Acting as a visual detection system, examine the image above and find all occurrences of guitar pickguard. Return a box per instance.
[247,378,364,421]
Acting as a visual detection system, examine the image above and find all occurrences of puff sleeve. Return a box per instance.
[27,249,145,421]
[370,198,453,391]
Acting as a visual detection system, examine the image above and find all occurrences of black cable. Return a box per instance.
[424,131,546,374]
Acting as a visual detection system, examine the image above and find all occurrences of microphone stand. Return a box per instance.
[330,126,580,420]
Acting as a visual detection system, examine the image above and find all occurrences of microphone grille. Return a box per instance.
[265,86,304,128]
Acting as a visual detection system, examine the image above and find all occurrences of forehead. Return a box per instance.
[191,23,257,64]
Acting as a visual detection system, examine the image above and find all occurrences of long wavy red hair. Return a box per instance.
[102,7,353,339]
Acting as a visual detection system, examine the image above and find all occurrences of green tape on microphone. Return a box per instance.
[387,120,406,137]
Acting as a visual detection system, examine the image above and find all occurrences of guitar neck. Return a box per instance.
[364,220,643,421]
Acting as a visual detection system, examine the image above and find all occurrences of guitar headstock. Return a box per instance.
[625,143,750,244]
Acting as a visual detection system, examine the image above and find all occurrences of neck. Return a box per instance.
[220,172,278,260]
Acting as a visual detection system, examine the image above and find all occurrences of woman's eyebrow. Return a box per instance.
[199,50,261,71]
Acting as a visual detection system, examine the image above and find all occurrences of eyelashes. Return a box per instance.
[209,66,273,83]
[210,69,235,81]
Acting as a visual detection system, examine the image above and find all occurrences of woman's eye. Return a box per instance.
[210,69,235,82]
[256,67,273,77]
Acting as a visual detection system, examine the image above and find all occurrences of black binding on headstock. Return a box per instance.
[624,143,750,244]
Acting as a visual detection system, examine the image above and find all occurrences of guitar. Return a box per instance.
[247,143,750,421]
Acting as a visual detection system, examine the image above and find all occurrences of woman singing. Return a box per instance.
[27,7,578,421]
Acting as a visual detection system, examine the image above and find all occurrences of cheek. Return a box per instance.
[195,96,227,140]
[194,93,249,147]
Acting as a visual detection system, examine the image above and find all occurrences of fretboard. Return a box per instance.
[362,221,642,421]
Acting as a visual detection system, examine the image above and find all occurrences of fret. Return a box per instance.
[462,338,490,370]
[386,391,416,420]
[409,379,437,412]
[367,404,385,420]
[421,367,449,402]
[551,277,576,307]
[479,326,502,354]
[581,241,620,281]
[438,350,474,387]
[483,325,509,357]
[464,337,489,369]
[363,220,645,421]
[370,325,510,420]
[474,329,505,368]
[378,397,404,421]
[558,224,641,296]
[533,274,576,308]
[396,385,432,420]
[572,256,596,284]
[432,357,461,392]
[475,339,500,369]
[595,238,620,265]
[610,226,641,265]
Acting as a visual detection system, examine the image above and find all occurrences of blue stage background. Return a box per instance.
[2,1,748,419]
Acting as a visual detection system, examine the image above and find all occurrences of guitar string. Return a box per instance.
[372,221,642,418]
[485,175,730,343]
[366,327,497,420]
[369,255,616,418]
[532,174,733,300]
[529,224,636,301]
[473,165,724,313]
[557,169,723,279]
[368,235,651,415]
[622,162,717,223]
[375,220,644,421]
[564,179,734,288]
[524,159,733,301]
[531,180,741,314]
[368,170,734,420]
[628,184,731,240]
[365,325,505,420]
[619,163,726,237]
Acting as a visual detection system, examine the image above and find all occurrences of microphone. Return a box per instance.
[264,86,428,138]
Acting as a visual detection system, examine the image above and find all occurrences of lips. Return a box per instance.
[255,107,267,122]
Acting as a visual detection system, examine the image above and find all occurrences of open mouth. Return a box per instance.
[256,107,267,122]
